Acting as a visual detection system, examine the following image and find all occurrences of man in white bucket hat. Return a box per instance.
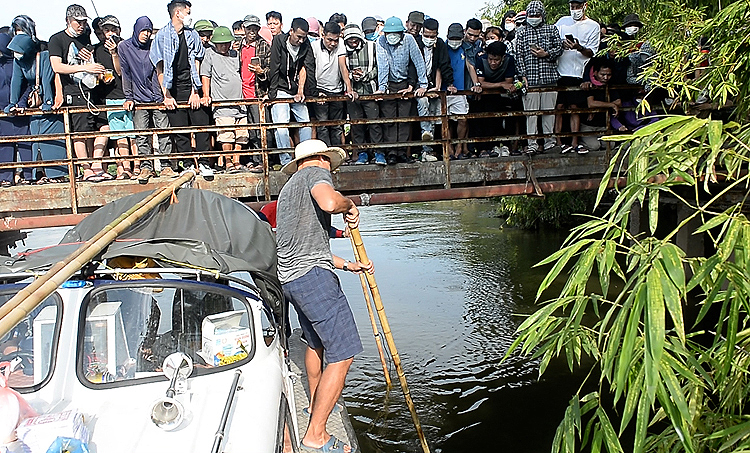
[276,139,373,453]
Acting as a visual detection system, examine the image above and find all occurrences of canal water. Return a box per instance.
[17,199,583,453]
[330,200,586,453]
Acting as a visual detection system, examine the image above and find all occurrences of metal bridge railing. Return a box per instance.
[0,85,652,213]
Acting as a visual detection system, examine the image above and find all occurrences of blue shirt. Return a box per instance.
[375,33,428,92]
[149,22,204,90]
[447,47,466,91]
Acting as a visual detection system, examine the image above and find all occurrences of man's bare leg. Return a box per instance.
[570,111,580,148]
[305,346,324,410]
[73,139,93,179]
[457,119,468,156]
[302,357,353,452]
[92,136,109,174]
[554,106,564,146]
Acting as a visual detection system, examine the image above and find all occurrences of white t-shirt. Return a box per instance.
[555,16,600,79]
[312,38,346,93]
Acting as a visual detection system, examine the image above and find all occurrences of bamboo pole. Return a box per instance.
[346,226,431,453]
[0,170,196,337]
[346,227,392,389]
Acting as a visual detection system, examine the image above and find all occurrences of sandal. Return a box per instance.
[95,170,115,181]
[35,177,51,185]
[560,144,574,154]
[300,435,354,453]
[575,144,589,154]
[0,180,11,188]
[116,171,132,180]
[83,173,106,183]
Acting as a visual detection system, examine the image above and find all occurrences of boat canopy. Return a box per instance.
[0,188,283,316]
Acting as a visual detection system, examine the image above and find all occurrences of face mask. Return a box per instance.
[422,36,436,47]
[181,13,193,28]
[625,26,639,36]
[570,9,584,21]
[504,22,515,32]
[447,39,462,50]
[67,25,81,37]
[485,39,498,45]
[13,52,24,60]
[365,32,377,41]
[386,33,401,45]
[527,17,542,27]
[308,36,318,43]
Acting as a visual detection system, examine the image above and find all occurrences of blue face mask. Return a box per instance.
[365,32,377,41]
[308,36,319,43]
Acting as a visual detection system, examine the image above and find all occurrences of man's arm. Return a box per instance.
[49,55,104,76]
[302,46,316,98]
[268,37,282,99]
[466,60,482,93]
[408,38,428,90]
[311,182,357,215]
[375,40,389,92]
[437,41,453,87]
[338,54,357,99]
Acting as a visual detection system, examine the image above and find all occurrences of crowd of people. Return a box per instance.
[0,0,664,187]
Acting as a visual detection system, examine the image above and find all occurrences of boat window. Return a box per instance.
[79,285,254,386]
[0,292,61,392]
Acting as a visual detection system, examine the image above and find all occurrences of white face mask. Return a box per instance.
[386,33,401,45]
[181,13,193,28]
[422,36,436,47]
[570,8,584,21]
[625,26,639,36]
[13,52,24,60]
[447,39,462,50]
[485,39,498,45]
[504,22,515,32]
[527,17,542,27]
[67,25,81,37]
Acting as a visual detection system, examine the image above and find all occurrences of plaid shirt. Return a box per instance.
[375,33,427,92]
[514,23,563,86]
[149,22,204,90]
[346,41,378,95]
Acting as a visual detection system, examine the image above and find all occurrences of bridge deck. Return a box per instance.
[0,152,611,231]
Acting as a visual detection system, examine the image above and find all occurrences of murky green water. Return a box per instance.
[330,200,586,453]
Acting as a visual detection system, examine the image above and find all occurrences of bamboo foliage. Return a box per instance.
[507,114,750,452]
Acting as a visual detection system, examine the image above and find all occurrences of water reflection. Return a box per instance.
[331,200,584,453]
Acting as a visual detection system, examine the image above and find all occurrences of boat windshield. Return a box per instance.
[79,283,255,386]
[0,292,61,391]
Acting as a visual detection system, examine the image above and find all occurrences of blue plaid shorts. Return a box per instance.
[283,266,363,363]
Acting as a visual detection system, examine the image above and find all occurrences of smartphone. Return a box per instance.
[250,56,260,66]
[530,43,540,50]
[565,34,575,42]
[85,44,94,52]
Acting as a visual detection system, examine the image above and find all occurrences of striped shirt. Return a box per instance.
[150,22,204,90]
[375,33,427,92]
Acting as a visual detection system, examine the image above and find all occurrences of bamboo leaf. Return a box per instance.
[660,243,686,290]
[654,259,685,344]
[633,391,650,453]
[596,408,624,453]
[648,188,659,234]
[646,269,666,382]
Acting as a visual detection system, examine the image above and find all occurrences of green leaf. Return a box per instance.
[646,269,666,382]
[596,408,624,453]
[654,259,685,344]
[633,391,650,453]
[648,188,659,234]
[630,115,693,138]
[687,255,721,292]
[660,243,686,290]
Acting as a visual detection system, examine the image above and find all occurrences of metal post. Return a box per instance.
[62,108,79,215]
[259,100,270,201]
[440,92,451,189]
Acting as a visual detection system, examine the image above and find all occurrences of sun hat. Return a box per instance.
[281,139,346,175]
[622,13,644,28]
[210,26,233,44]
[382,17,406,33]
[194,20,214,32]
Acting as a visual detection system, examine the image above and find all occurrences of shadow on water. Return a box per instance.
[330,199,591,453]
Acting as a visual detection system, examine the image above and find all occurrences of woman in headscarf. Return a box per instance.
[6,33,67,183]
[0,33,33,186]
[11,15,47,51]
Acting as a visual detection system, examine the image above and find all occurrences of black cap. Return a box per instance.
[622,14,643,27]
[447,23,463,40]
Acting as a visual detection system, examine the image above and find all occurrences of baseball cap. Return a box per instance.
[447,23,464,40]
[361,16,378,32]
[481,19,492,32]
[382,16,406,33]
[210,26,233,44]
[243,14,261,28]
[373,15,384,23]
[194,20,214,32]
[407,11,424,25]
[99,15,121,28]
[66,4,90,21]
[306,17,320,34]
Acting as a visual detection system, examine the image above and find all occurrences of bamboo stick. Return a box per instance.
[347,226,431,453]
[346,227,392,388]
[0,170,196,337]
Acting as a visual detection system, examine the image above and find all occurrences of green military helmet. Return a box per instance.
[210,26,234,44]
[194,19,214,32]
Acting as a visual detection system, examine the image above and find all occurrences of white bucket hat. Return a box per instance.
[281,139,347,175]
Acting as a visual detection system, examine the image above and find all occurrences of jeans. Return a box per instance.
[271,91,312,164]
[417,96,440,152]
[133,108,172,170]
[30,115,66,179]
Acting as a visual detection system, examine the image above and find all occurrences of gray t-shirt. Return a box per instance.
[276,166,335,284]
[200,47,246,118]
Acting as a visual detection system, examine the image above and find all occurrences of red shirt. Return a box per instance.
[240,43,257,99]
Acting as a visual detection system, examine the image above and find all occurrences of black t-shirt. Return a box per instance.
[476,53,515,83]
[583,87,620,127]
[48,30,93,96]
[94,42,124,100]
[173,30,192,92]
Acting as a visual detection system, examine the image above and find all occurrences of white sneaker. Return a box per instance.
[421,151,438,162]
[421,131,433,141]
[499,146,510,157]
[198,163,214,181]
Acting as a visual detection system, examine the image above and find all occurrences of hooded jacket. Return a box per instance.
[6,33,54,111]
[514,0,563,86]
[118,17,164,103]
[268,33,316,99]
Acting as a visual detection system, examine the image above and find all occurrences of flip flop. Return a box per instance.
[83,173,106,183]
[95,171,115,181]
[300,435,355,453]
[302,403,344,417]
[560,144,574,154]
